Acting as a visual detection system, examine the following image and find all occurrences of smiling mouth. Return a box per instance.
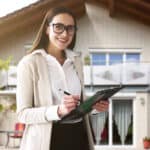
[58,38,68,43]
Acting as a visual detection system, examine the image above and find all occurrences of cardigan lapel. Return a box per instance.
[33,52,53,106]
[66,50,84,88]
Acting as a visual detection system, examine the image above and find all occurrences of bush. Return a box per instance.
[143,137,150,141]
[0,56,12,70]
[0,104,4,112]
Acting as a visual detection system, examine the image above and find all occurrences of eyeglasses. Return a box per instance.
[50,23,77,35]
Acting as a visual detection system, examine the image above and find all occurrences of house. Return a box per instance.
[0,0,150,149]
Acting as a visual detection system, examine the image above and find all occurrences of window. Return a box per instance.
[112,100,133,145]
[109,53,123,65]
[126,53,140,63]
[90,50,140,66]
[90,99,133,146]
[92,53,106,65]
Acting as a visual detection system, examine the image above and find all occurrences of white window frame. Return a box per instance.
[89,48,141,66]
[91,92,136,149]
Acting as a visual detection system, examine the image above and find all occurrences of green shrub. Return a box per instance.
[143,137,150,141]
[0,56,12,70]
[0,104,4,112]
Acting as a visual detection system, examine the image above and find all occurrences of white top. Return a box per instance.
[36,50,81,123]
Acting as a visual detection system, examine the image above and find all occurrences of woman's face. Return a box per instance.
[47,13,75,51]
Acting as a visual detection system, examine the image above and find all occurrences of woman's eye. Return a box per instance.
[68,26,74,31]
[55,24,64,30]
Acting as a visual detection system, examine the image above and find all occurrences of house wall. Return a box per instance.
[0,22,41,64]
[135,92,150,150]
[147,92,150,136]
[75,3,150,63]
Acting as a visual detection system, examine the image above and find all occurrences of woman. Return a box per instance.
[17,7,109,150]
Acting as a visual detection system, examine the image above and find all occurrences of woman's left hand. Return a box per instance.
[93,100,109,112]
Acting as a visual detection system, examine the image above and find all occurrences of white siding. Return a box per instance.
[75,3,150,63]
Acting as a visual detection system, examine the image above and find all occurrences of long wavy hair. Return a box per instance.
[29,7,77,53]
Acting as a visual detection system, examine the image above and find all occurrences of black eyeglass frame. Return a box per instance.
[50,23,77,35]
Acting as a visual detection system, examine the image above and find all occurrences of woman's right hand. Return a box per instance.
[57,95,80,118]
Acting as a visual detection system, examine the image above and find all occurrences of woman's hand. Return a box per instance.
[93,100,109,112]
[58,95,80,118]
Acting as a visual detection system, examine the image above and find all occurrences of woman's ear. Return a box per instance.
[46,26,50,35]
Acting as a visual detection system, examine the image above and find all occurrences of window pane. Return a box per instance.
[126,53,140,63]
[91,54,106,65]
[90,112,109,145]
[113,100,133,145]
[109,53,123,65]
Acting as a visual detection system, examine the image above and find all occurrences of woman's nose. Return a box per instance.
[61,29,68,36]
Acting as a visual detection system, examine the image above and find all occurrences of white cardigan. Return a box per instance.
[17,49,94,150]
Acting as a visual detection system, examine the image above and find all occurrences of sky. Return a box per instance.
[0,0,39,17]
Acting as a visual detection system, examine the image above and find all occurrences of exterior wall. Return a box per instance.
[0,22,41,64]
[148,92,150,136]
[75,3,150,62]
[135,92,150,150]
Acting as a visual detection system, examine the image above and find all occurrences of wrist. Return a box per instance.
[57,105,62,118]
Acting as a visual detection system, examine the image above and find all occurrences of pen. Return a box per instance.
[59,89,71,95]
[64,91,71,95]
[59,88,80,106]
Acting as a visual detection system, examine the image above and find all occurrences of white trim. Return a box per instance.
[109,98,113,146]
[95,145,136,150]
[106,53,109,66]
[86,92,136,98]
[0,90,16,95]
[133,97,136,147]
[89,48,141,53]
[112,93,136,99]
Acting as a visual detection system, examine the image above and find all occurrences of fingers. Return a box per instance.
[93,101,109,112]
[63,95,80,107]
[58,95,80,117]
[64,95,80,101]
[63,99,80,108]
[58,104,69,117]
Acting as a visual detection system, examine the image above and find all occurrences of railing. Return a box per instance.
[83,62,150,86]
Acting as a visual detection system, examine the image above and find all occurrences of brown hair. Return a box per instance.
[30,7,77,53]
